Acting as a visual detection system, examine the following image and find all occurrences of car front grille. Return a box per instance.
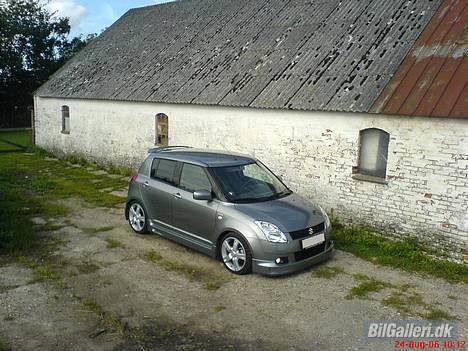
[289,222,325,240]
[294,242,326,262]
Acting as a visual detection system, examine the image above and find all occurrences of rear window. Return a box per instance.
[151,159,177,184]
[138,156,153,176]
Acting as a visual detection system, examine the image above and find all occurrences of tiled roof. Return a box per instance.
[36,0,444,115]
[371,0,468,118]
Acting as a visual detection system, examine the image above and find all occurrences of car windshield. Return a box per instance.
[209,162,291,203]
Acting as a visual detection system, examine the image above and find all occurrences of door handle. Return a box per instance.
[174,193,182,199]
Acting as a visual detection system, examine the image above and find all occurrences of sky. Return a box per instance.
[45,0,175,38]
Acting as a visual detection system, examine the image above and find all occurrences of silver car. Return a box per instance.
[125,147,333,276]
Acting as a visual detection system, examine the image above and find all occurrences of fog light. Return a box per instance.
[275,257,288,265]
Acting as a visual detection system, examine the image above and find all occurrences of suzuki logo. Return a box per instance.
[308,227,314,235]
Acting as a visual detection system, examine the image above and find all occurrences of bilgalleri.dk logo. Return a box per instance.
[365,320,458,339]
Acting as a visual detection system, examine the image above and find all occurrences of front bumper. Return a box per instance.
[252,240,334,276]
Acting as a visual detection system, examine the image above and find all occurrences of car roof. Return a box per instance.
[148,147,256,167]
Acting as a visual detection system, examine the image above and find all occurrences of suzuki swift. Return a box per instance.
[126,146,333,276]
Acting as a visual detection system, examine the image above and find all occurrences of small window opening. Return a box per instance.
[357,128,389,178]
[61,105,70,134]
[155,113,168,146]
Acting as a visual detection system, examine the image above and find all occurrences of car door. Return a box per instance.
[171,163,219,254]
[141,158,178,227]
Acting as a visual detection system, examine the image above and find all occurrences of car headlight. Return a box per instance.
[319,206,331,229]
[254,221,288,243]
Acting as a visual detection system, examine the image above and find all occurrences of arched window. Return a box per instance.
[61,105,70,134]
[358,128,389,178]
[155,113,168,146]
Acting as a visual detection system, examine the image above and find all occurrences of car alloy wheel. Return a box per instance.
[221,234,252,274]
[128,202,148,234]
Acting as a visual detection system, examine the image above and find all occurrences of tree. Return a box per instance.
[0,0,94,127]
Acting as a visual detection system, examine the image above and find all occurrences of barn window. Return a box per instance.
[357,128,389,179]
[61,105,70,134]
[155,113,168,146]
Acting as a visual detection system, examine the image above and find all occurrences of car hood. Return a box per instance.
[233,193,324,232]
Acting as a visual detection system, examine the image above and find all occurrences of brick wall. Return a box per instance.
[35,97,468,261]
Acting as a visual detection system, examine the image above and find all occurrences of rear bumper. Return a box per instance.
[252,241,334,276]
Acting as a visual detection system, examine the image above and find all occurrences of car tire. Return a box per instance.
[127,201,149,234]
[220,233,252,275]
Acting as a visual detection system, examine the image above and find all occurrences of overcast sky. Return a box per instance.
[45,0,175,37]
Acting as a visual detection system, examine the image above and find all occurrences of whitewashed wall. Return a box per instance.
[34,96,468,260]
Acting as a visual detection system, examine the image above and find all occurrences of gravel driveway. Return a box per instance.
[1,199,466,351]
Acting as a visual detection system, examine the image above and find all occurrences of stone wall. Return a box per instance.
[34,96,468,260]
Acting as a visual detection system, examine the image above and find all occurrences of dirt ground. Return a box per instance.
[1,198,466,351]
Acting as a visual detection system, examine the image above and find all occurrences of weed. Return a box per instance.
[204,279,228,291]
[447,294,457,300]
[0,338,10,351]
[331,219,468,284]
[423,308,458,321]
[312,266,345,279]
[382,291,426,316]
[144,249,163,263]
[105,237,125,249]
[83,226,114,235]
[32,265,60,283]
[346,276,392,299]
[144,249,231,290]
[76,262,100,274]
[214,305,226,313]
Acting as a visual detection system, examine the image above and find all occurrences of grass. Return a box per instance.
[144,249,230,290]
[0,150,128,254]
[105,237,125,249]
[331,219,468,284]
[79,296,128,335]
[213,305,226,313]
[0,130,31,148]
[423,308,458,321]
[76,262,101,274]
[312,265,345,279]
[382,291,425,315]
[346,276,391,299]
[82,226,114,235]
[0,338,10,351]
[144,249,163,263]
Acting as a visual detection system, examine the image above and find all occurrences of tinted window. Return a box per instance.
[153,159,177,183]
[139,156,153,176]
[179,164,212,192]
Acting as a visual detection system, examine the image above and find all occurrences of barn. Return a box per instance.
[34,0,467,260]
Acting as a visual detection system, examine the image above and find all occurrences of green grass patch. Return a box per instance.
[346,275,392,299]
[382,291,425,316]
[0,151,128,253]
[0,338,11,351]
[0,130,31,148]
[144,249,163,263]
[143,249,230,290]
[76,262,100,274]
[213,305,226,313]
[32,265,61,283]
[0,140,19,151]
[331,219,468,284]
[105,237,125,249]
[312,265,345,279]
[423,308,458,321]
[83,226,114,235]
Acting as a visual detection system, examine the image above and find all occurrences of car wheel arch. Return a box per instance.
[215,228,254,261]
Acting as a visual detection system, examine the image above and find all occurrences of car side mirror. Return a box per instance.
[193,189,212,201]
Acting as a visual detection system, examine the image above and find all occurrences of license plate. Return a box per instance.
[302,233,325,249]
